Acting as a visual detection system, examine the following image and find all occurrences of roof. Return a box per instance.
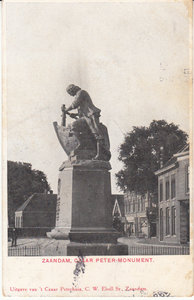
[16,194,34,212]
[155,143,189,176]
[111,194,125,216]
[176,144,189,154]
[111,194,124,205]
[16,193,57,212]
[161,156,177,169]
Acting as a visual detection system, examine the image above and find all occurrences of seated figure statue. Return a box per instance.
[54,84,111,162]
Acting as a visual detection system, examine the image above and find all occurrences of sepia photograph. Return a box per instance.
[2,0,193,297]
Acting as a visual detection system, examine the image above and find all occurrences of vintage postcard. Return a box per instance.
[2,0,193,297]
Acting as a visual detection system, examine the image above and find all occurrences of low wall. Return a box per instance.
[8,227,54,238]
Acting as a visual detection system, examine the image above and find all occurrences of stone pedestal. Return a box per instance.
[47,160,128,255]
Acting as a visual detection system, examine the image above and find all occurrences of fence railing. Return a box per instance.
[128,245,189,255]
[8,245,189,256]
[8,246,40,256]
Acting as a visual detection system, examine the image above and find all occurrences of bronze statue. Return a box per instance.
[65,84,104,160]
[53,84,111,161]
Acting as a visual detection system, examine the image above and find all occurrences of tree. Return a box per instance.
[116,120,188,194]
[7,161,51,226]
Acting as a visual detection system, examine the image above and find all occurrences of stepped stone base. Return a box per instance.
[47,227,121,243]
[66,242,128,256]
[46,228,69,239]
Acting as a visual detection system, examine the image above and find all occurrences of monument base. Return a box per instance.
[46,160,124,253]
[47,227,121,243]
[66,242,128,256]
[46,228,69,239]
[39,238,128,256]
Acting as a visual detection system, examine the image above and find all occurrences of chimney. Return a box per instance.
[160,146,164,168]
[49,190,53,194]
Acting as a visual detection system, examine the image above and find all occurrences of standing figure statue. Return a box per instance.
[64,84,104,160]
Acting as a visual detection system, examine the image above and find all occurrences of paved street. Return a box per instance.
[118,236,189,247]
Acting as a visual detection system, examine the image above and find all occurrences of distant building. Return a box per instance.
[111,194,125,233]
[124,191,157,238]
[155,144,189,244]
[15,192,57,236]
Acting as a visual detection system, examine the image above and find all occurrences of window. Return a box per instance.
[171,175,176,199]
[159,180,163,202]
[138,198,140,212]
[160,209,163,240]
[15,216,21,228]
[125,202,128,214]
[126,201,132,214]
[186,165,189,193]
[141,197,145,211]
[166,207,170,235]
[171,206,176,235]
[133,200,135,212]
[165,178,169,200]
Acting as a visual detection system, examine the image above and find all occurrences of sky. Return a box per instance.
[5,1,191,194]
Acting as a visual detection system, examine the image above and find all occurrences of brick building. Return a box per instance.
[155,144,189,244]
[15,192,57,236]
[124,192,157,238]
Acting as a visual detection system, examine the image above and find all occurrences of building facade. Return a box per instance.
[155,145,189,244]
[124,192,157,238]
[15,192,57,236]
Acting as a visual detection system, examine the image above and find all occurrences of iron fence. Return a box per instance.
[8,246,41,256]
[128,245,189,255]
[8,244,189,256]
